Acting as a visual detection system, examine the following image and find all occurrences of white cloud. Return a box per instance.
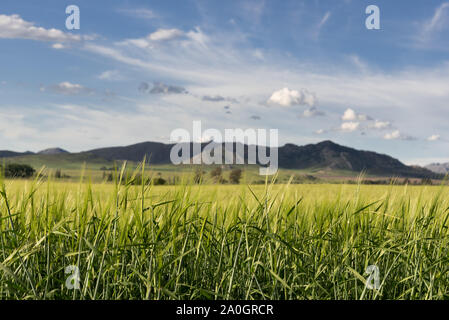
[44,82,94,95]
[313,11,331,39]
[186,27,209,47]
[0,14,82,43]
[81,26,449,150]
[384,130,416,141]
[117,27,208,50]
[371,120,392,130]
[384,130,401,140]
[417,3,449,45]
[302,106,325,118]
[318,11,331,29]
[423,3,449,34]
[342,108,357,121]
[268,88,316,107]
[0,112,37,140]
[98,70,125,81]
[118,8,157,20]
[341,122,360,132]
[342,108,371,121]
[428,134,441,141]
[52,43,65,50]
[149,28,184,41]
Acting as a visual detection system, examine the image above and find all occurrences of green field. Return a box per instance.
[0,163,449,300]
[2,153,425,186]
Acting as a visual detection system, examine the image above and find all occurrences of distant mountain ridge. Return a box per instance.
[425,163,449,174]
[0,140,441,179]
[78,140,440,179]
[0,147,69,158]
[37,148,69,155]
[0,150,34,158]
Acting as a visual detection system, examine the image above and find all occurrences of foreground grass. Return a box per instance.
[1,169,449,300]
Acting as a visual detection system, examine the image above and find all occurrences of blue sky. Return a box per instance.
[0,0,449,165]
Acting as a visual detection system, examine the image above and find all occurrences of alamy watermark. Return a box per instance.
[364,265,380,290]
[65,265,81,290]
[64,4,379,31]
[65,5,80,30]
[170,121,278,175]
[366,5,380,30]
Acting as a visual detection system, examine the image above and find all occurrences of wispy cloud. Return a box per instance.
[313,11,331,39]
[0,14,92,48]
[138,82,187,94]
[416,2,449,46]
[97,70,125,81]
[42,82,94,95]
[427,134,441,141]
[117,8,158,20]
[423,2,449,33]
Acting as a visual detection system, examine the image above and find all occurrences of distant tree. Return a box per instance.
[153,177,166,185]
[128,174,150,185]
[420,178,433,185]
[210,167,222,182]
[3,164,35,178]
[55,169,62,179]
[193,168,205,184]
[229,168,242,184]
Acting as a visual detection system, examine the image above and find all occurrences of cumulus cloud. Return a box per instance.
[0,14,85,44]
[342,108,371,121]
[384,130,416,141]
[342,108,356,121]
[370,120,392,130]
[43,82,94,95]
[139,82,187,94]
[52,43,65,50]
[384,130,401,140]
[79,23,449,151]
[315,129,327,134]
[428,134,441,141]
[341,121,360,132]
[302,106,325,118]
[267,88,316,107]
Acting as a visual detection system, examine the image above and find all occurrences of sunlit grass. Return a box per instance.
[0,164,448,300]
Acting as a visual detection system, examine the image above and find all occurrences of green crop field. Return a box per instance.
[0,164,449,300]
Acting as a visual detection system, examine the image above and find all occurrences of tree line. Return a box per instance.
[1,163,35,178]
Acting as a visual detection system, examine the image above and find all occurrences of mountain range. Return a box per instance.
[424,163,449,175]
[0,140,443,179]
